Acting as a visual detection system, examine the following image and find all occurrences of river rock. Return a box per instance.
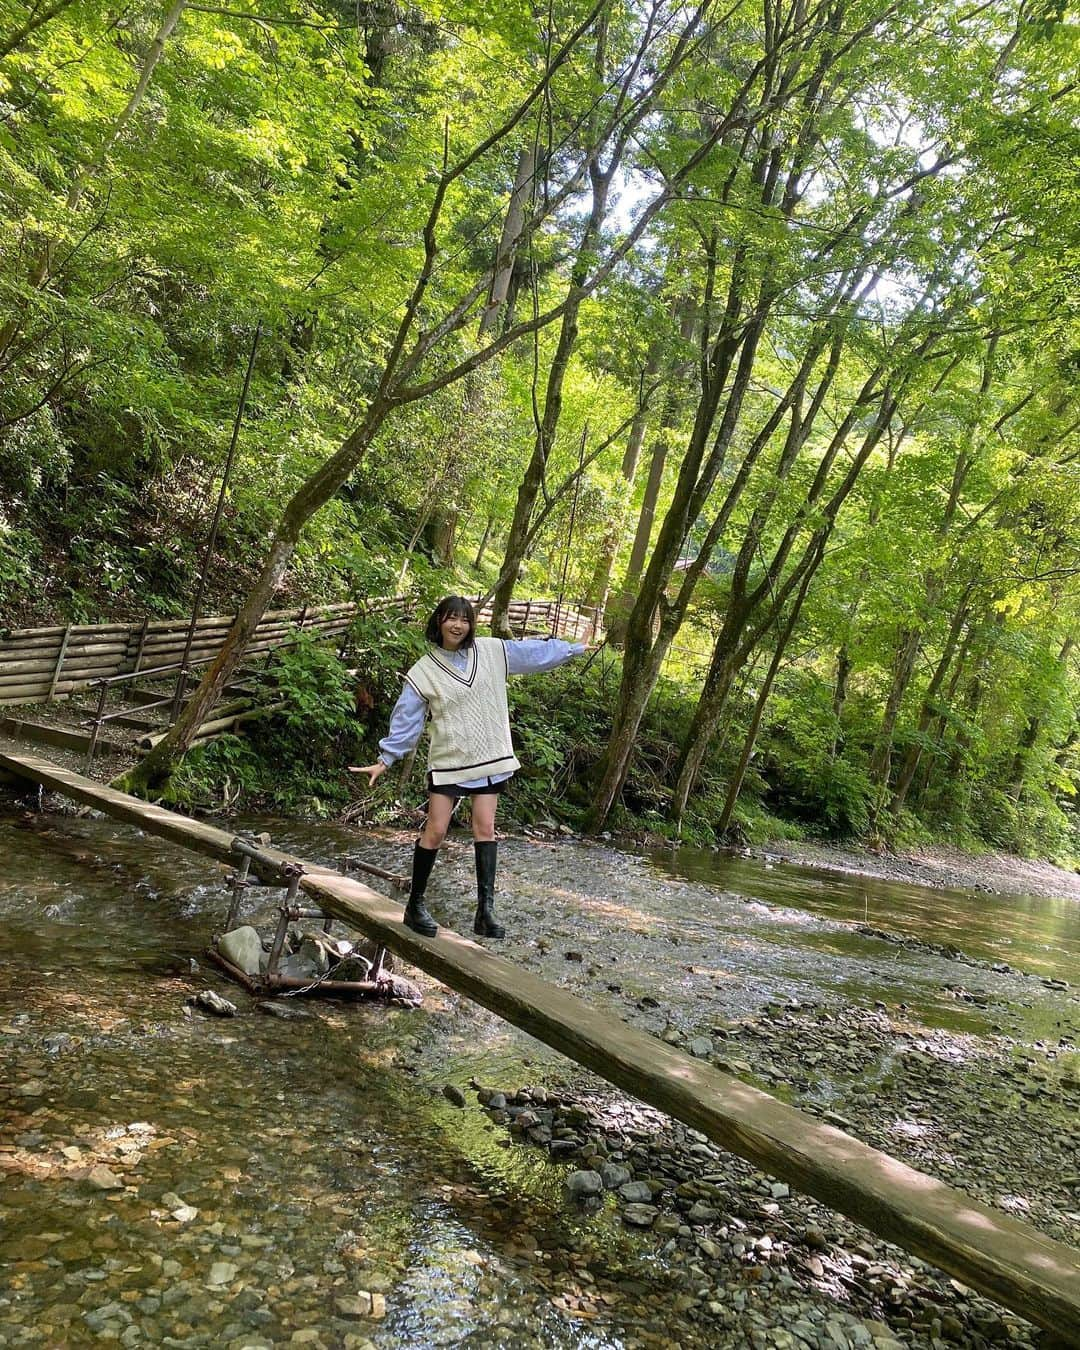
[622,1203,659,1227]
[335,1293,372,1317]
[208,1261,238,1286]
[86,1164,124,1190]
[276,943,326,981]
[333,952,374,981]
[565,1170,603,1199]
[218,926,265,976]
[600,1163,631,1189]
[190,990,238,1017]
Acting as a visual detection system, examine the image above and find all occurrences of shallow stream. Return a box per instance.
[1,802,1077,1349]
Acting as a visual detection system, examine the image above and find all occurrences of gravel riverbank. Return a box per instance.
[752,841,1080,903]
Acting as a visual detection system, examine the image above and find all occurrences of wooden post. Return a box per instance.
[132,617,150,674]
[46,626,71,703]
[83,679,110,773]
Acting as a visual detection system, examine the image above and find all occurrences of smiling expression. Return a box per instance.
[439,613,471,650]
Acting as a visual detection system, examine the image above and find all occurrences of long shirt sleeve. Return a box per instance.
[377,683,428,767]
[505,637,586,675]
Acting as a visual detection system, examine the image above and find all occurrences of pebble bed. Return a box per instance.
[462,994,1080,1349]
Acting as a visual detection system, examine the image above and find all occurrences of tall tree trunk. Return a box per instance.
[585,290,771,829]
[474,511,496,570]
[830,645,852,760]
[670,536,830,828]
[910,626,975,811]
[716,558,817,837]
[868,340,997,824]
[485,0,731,636]
[489,177,612,633]
[826,422,903,763]
[668,360,909,828]
[606,302,697,642]
[427,506,458,567]
[489,17,619,636]
[889,593,973,817]
[118,401,388,792]
[1007,635,1075,801]
[1051,726,1078,807]
[943,612,1005,785]
[478,147,536,337]
[584,338,665,631]
[868,626,922,809]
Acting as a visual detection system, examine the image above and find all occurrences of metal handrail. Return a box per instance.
[82,663,192,772]
[89,660,187,687]
[92,691,177,725]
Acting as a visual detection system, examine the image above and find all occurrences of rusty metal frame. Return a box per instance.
[212,832,400,1001]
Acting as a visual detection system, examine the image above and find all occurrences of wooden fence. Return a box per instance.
[472,597,597,642]
[0,601,378,708]
[0,596,595,707]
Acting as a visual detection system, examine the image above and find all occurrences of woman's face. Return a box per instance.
[439,610,470,649]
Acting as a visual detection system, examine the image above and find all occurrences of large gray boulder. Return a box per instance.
[217,926,265,977]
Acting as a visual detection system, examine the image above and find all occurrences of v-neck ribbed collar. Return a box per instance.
[425,641,478,686]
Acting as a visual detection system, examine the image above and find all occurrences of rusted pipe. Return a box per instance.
[205,947,401,998]
[342,856,409,890]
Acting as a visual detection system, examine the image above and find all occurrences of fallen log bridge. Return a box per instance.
[2,744,1078,1344]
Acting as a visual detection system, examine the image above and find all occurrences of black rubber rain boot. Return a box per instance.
[473,840,505,938]
[403,842,439,937]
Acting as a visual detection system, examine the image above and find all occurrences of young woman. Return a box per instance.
[351,596,585,939]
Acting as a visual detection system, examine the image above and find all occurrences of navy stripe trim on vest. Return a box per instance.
[436,756,516,772]
[423,644,478,687]
[402,675,429,703]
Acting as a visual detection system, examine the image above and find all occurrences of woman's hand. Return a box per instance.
[349,761,387,787]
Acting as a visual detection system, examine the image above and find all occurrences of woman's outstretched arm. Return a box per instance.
[350,683,427,783]
[504,636,586,676]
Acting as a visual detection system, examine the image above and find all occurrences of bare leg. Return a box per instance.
[470,793,498,841]
[421,792,455,848]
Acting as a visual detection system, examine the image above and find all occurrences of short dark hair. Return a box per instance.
[425,595,477,648]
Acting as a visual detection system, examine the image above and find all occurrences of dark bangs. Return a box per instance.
[425,595,477,648]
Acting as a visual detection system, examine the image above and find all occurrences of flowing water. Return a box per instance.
[0,800,1077,1349]
[651,847,1080,983]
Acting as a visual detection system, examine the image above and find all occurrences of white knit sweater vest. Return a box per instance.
[404,636,521,785]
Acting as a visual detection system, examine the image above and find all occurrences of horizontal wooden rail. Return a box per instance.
[0,602,369,706]
[0,744,1077,1343]
[0,596,596,707]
